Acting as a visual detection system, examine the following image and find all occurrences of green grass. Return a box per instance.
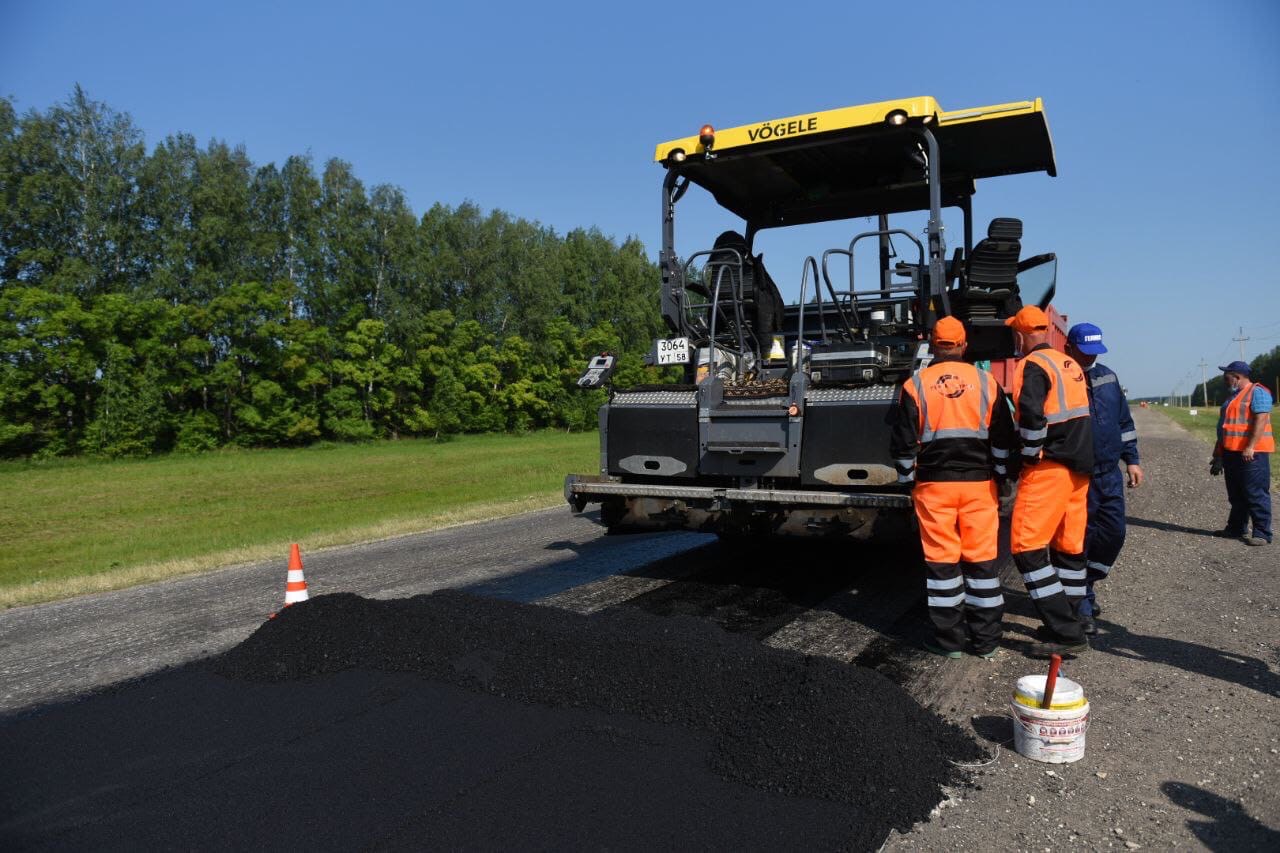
[0,431,598,607]
[1157,406,1219,445]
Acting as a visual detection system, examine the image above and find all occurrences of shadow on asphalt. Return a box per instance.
[969,714,1015,749]
[460,539,711,602]
[616,539,925,642]
[994,594,1279,696]
[544,539,586,552]
[1091,619,1280,699]
[462,522,1008,694]
[1126,515,1224,538]
[465,527,935,651]
[1161,781,1280,851]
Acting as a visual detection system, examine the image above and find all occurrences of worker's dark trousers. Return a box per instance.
[1223,451,1273,542]
[925,559,1004,654]
[1083,465,1127,617]
[1012,550,1087,642]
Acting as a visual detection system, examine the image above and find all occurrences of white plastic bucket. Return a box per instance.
[1009,674,1090,764]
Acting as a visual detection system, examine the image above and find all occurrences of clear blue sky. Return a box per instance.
[3,0,1278,396]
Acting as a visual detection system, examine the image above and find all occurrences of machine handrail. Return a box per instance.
[793,256,820,378]
[846,228,925,298]
[683,248,752,375]
[815,229,926,338]
[813,249,857,342]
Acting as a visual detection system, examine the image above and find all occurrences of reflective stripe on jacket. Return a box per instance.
[1221,381,1275,452]
[891,358,1018,483]
[1011,344,1095,474]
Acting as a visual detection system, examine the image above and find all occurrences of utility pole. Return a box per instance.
[1233,326,1250,361]
[1199,359,1209,407]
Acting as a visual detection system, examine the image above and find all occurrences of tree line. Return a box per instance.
[1193,346,1280,408]
[0,87,671,458]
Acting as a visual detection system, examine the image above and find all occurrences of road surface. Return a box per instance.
[0,512,709,714]
[2,407,1275,851]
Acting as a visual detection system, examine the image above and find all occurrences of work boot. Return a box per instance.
[1027,639,1089,659]
[1034,623,1091,642]
[1032,624,1060,642]
[1245,537,1270,546]
[1213,528,1246,538]
[923,640,962,659]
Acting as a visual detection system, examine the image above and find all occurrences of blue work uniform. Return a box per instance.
[1217,384,1273,543]
[1083,363,1139,616]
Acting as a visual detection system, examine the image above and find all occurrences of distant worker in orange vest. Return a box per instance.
[891,316,1018,659]
[1005,306,1093,657]
[1210,361,1273,545]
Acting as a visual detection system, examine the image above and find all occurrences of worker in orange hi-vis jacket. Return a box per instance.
[1210,360,1273,545]
[891,316,1018,660]
[1005,306,1094,658]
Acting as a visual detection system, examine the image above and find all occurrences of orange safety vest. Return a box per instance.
[1011,348,1092,427]
[1221,382,1275,452]
[903,361,997,441]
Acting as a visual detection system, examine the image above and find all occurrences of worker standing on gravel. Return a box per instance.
[1210,361,1273,545]
[891,316,1018,659]
[1005,306,1092,657]
[1065,323,1143,635]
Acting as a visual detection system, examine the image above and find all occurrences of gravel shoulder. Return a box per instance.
[887,407,1279,851]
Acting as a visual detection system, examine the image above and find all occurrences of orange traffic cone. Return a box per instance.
[282,543,310,607]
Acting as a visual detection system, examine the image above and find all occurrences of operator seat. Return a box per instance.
[707,231,786,339]
[962,217,1023,318]
[967,217,1022,289]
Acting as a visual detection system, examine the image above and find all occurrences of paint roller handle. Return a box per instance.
[1041,653,1062,709]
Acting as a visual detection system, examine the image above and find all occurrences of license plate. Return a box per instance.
[655,337,690,365]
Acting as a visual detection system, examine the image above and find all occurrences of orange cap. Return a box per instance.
[930,316,966,346]
[1005,305,1050,334]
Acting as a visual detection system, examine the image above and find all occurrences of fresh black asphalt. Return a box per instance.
[1,591,982,851]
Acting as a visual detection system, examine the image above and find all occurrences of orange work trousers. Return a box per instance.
[1010,460,1089,554]
[913,480,999,565]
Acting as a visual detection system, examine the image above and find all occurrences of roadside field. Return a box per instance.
[1155,404,1218,445]
[0,431,597,608]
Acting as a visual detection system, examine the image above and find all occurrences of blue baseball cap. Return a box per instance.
[1067,322,1108,355]
[1219,360,1251,376]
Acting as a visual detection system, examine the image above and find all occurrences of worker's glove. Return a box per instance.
[1209,457,1223,476]
[997,477,1015,500]
[996,477,1016,517]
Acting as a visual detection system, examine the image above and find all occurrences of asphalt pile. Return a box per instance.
[212,590,984,843]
